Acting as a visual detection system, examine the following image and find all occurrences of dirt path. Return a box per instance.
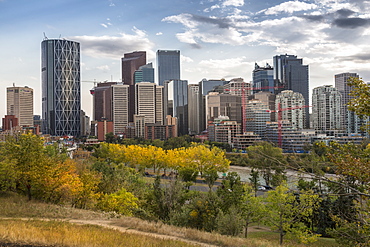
[68,219,217,247]
[1,217,217,247]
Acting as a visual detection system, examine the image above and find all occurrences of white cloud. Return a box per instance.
[156,32,163,35]
[222,0,244,7]
[96,65,110,72]
[204,4,221,12]
[261,1,318,15]
[101,24,108,28]
[181,55,194,63]
[69,27,154,60]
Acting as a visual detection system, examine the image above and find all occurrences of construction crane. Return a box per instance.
[224,85,282,133]
[267,104,311,148]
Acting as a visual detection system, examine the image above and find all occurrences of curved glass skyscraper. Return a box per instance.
[41,39,81,137]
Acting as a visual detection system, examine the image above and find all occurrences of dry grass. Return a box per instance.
[0,219,196,247]
[113,217,278,247]
[0,192,108,220]
[0,192,339,247]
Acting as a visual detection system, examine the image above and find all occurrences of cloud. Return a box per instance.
[69,27,154,59]
[222,0,244,7]
[97,65,110,71]
[101,24,108,28]
[195,57,253,79]
[181,55,194,63]
[204,4,220,12]
[261,1,318,15]
[156,32,163,35]
[336,53,370,62]
[333,17,370,28]
[335,8,356,18]
[191,15,231,28]
[300,14,325,22]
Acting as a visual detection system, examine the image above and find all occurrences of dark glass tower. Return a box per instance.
[41,39,81,136]
[252,63,274,94]
[156,50,180,86]
[273,54,309,128]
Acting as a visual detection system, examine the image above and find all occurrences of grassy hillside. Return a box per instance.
[0,192,339,247]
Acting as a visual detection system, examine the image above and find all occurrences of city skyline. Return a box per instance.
[1,0,370,119]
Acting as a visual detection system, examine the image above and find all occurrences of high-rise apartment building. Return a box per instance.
[156,50,180,86]
[41,39,81,136]
[334,72,363,134]
[7,86,33,127]
[273,54,309,128]
[252,63,274,93]
[122,51,147,123]
[275,90,306,130]
[248,91,276,121]
[224,78,252,98]
[245,100,270,136]
[312,85,342,131]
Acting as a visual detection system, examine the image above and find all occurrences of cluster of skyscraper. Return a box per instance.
[1,38,368,150]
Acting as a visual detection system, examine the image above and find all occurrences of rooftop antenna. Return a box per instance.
[43,32,48,40]
[59,34,61,39]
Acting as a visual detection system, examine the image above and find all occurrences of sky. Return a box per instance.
[1,0,370,119]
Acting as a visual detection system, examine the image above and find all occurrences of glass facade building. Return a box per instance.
[41,39,81,136]
[156,50,180,86]
[165,80,188,136]
[273,54,309,128]
[252,63,274,94]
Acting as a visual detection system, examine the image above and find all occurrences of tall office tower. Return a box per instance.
[7,86,34,127]
[188,84,201,135]
[245,100,270,137]
[112,84,130,135]
[135,82,162,125]
[312,85,342,132]
[156,50,180,86]
[92,82,129,135]
[93,82,117,121]
[275,90,306,130]
[155,85,164,125]
[206,92,242,126]
[273,54,309,128]
[122,51,147,85]
[198,78,229,132]
[134,63,154,84]
[41,39,81,136]
[334,72,361,134]
[164,79,188,135]
[252,63,274,94]
[122,51,146,123]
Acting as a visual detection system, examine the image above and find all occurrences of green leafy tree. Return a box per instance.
[242,185,266,238]
[347,77,370,132]
[247,142,286,187]
[1,134,51,200]
[249,169,259,197]
[264,184,321,245]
